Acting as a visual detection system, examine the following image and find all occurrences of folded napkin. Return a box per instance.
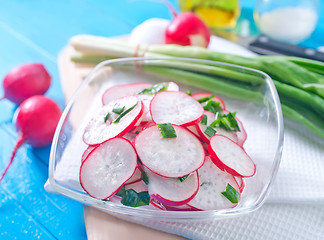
[46,35,324,239]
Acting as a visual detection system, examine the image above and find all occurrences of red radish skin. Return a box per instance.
[0,95,62,182]
[134,125,205,178]
[80,138,137,200]
[124,167,142,185]
[83,96,144,145]
[165,12,211,47]
[81,146,96,163]
[146,168,199,206]
[208,135,256,177]
[234,176,245,193]
[192,92,226,110]
[102,82,152,105]
[1,63,51,104]
[187,156,240,210]
[150,91,204,127]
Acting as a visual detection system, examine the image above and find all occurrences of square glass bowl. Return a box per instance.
[48,57,284,221]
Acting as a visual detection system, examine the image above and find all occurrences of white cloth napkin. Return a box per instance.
[46,35,324,239]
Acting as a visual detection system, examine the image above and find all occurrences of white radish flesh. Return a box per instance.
[196,111,238,143]
[236,118,247,146]
[209,135,256,177]
[187,156,240,210]
[102,82,152,105]
[150,91,204,127]
[134,125,205,178]
[146,168,199,206]
[83,96,143,145]
[124,168,142,185]
[234,176,245,193]
[80,138,137,200]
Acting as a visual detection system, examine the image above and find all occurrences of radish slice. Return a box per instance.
[164,204,198,211]
[102,82,152,105]
[208,135,256,177]
[124,168,142,185]
[150,199,166,210]
[81,146,96,163]
[145,168,199,206]
[150,91,204,127]
[196,111,238,143]
[187,156,240,210]
[125,179,148,192]
[186,125,200,138]
[83,96,143,145]
[192,92,226,110]
[234,176,245,193]
[236,118,247,146]
[135,125,205,178]
[79,138,137,200]
[166,81,179,91]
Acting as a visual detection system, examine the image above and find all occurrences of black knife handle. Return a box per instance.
[248,35,324,62]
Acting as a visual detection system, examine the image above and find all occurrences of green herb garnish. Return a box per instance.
[185,90,192,95]
[201,114,207,125]
[112,104,125,114]
[158,123,177,138]
[203,99,222,114]
[141,171,149,185]
[221,184,240,204]
[115,186,126,197]
[204,126,216,137]
[197,95,215,103]
[210,112,240,131]
[179,175,189,182]
[104,112,111,123]
[137,82,168,95]
[120,189,150,207]
[113,103,137,123]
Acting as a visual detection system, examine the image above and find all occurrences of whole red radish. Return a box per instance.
[165,11,211,47]
[0,95,62,182]
[1,63,51,104]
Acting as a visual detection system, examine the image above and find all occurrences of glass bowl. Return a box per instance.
[48,57,284,221]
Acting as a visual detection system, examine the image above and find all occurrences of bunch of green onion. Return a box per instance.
[69,35,324,139]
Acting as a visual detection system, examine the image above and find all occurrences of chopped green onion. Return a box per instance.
[135,131,140,134]
[203,99,222,114]
[158,123,177,138]
[104,112,111,123]
[113,103,137,123]
[210,112,240,131]
[221,184,240,204]
[201,114,207,125]
[197,95,215,103]
[120,189,150,207]
[185,90,192,95]
[204,126,216,137]
[179,175,189,182]
[137,82,168,95]
[112,104,125,114]
[115,186,126,197]
[141,171,149,185]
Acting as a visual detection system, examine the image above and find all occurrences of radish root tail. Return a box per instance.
[0,135,25,183]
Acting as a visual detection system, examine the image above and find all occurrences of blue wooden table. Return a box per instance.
[0,1,323,239]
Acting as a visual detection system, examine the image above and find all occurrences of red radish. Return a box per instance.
[186,125,200,137]
[165,12,210,47]
[234,176,245,193]
[125,179,148,192]
[192,92,226,110]
[196,111,238,143]
[150,91,204,127]
[81,146,96,163]
[1,63,51,104]
[124,167,142,185]
[0,95,62,182]
[208,135,256,177]
[164,203,199,211]
[123,132,138,143]
[150,199,166,210]
[80,138,137,200]
[102,82,152,105]
[166,81,179,91]
[83,96,143,145]
[187,156,240,210]
[134,125,205,178]
[236,118,247,146]
[146,168,199,206]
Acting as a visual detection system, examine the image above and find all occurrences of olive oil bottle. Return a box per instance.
[178,0,240,29]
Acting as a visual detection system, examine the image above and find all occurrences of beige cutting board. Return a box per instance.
[57,46,187,240]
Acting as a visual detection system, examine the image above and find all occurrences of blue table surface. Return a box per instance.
[0,0,323,239]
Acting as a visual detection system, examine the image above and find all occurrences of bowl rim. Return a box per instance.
[48,56,284,220]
